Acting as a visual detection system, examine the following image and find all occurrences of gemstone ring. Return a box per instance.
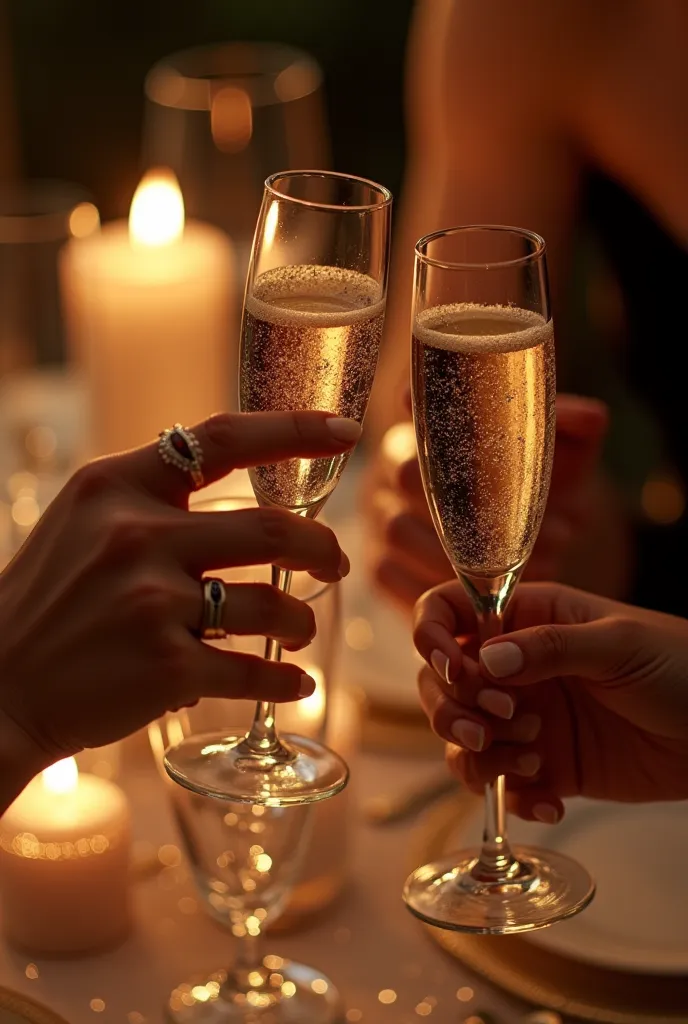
[199,577,227,641]
[158,424,205,490]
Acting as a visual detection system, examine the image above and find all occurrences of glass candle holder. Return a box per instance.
[143,42,330,273]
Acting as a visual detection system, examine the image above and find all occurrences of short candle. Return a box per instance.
[0,757,131,955]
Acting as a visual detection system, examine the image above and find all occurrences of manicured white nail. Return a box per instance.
[299,673,316,697]
[326,417,362,442]
[477,688,514,719]
[533,803,560,824]
[516,752,541,777]
[431,649,450,682]
[451,719,485,752]
[480,642,524,678]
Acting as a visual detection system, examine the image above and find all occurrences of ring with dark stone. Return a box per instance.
[158,424,205,490]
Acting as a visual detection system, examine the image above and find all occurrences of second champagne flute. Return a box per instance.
[164,171,391,806]
[403,225,595,933]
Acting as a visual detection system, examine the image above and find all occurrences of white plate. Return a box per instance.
[457,797,688,974]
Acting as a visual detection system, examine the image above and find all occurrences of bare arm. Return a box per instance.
[368,0,582,443]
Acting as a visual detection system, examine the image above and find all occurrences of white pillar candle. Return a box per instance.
[60,169,234,457]
[0,757,131,955]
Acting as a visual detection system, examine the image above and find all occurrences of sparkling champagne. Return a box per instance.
[241,265,385,511]
[413,303,555,577]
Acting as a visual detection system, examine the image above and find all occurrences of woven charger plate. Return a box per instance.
[413,795,688,1023]
[0,987,69,1024]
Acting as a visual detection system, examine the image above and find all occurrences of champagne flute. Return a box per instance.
[164,171,391,806]
[403,226,595,933]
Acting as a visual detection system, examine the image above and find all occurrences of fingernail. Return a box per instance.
[533,802,560,824]
[326,417,362,443]
[477,688,514,719]
[516,752,541,777]
[338,551,350,577]
[431,649,450,682]
[480,642,524,678]
[512,713,541,743]
[451,719,485,752]
[299,673,316,697]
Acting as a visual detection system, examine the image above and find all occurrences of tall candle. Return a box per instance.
[0,757,131,955]
[60,169,234,456]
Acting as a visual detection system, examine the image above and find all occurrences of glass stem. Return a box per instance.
[472,606,520,883]
[220,918,269,1004]
[243,565,293,757]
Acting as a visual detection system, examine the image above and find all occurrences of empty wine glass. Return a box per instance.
[165,792,342,1023]
[164,171,391,807]
[403,225,595,934]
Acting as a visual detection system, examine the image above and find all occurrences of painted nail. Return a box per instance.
[299,673,316,697]
[338,551,350,577]
[533,803,560,824]
[326,417,362,443]
[431,649,450,682]
[512,713,542,743]
[451,719,485,752]
[477,688,514,719]
[516,752,541,777]
[480,642,524,678]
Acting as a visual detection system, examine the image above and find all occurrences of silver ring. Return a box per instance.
[200,578,227,640]
[158,424,205,490]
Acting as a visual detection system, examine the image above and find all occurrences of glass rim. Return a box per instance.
[264,170,393,213]
[415,224,546,270]
[145,42,323,111]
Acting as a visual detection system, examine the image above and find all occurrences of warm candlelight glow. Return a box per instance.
[42,757,78,796]
[211,86,253,153]
[299,666,326,724]
[263,201,280,249]
[69,202,100,239]
[382,420,417,464]
[129,169,185,248]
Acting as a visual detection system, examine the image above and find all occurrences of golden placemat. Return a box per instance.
[413,796,688,1023]
[352,687,443,758]
[0,987,69,1024]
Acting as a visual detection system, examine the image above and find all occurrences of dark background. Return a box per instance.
[8,0,414,220]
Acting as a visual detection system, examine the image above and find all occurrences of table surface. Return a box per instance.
[0,749,533,1024]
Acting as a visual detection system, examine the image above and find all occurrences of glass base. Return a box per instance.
[168,960,342,1023]
[403,845,595,935]
[163,732,349,806]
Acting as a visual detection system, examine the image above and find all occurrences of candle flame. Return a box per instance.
[42,756,78,795]
[300,666,326,724]
[129,168,184,248]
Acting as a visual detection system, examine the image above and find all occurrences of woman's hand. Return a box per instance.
[367,394,608,610]
[0,412,360,798]
[413,580,688,823]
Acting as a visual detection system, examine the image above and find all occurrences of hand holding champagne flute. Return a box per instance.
[164,171,392,806]
[404,226,595,933]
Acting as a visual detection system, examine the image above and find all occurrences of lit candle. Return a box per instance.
[277,670,359,930]
[0,757,131,955]
[60,169,234,456]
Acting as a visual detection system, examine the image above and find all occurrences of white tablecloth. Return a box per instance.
[0,751,531,1024]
